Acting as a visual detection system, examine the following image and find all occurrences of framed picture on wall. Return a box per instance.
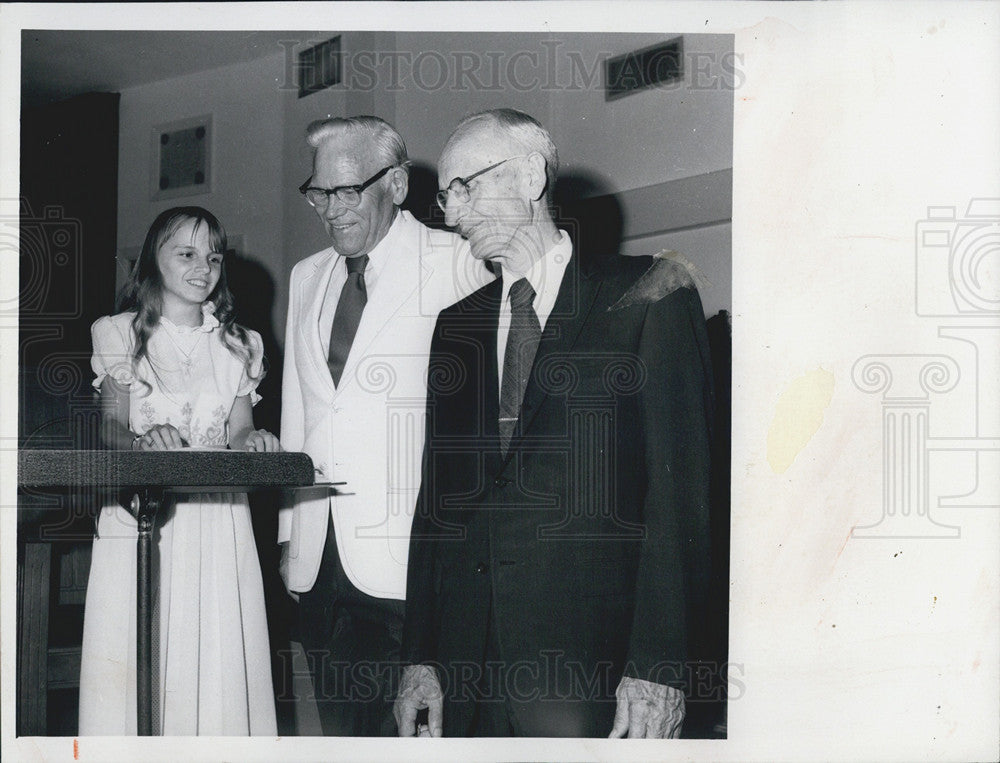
[149,114,212,201]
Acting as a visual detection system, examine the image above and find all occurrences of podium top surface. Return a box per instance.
[17,449,316,490]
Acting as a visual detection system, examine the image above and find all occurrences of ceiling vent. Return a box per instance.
[298,36,342,98]
[605,37,683,101]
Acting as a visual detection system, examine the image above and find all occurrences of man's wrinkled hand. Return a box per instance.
[393,664,443,737]
[277,542,298,601]
[609,676,685,739]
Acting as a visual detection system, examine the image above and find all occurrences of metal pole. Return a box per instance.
[131,489,160,736]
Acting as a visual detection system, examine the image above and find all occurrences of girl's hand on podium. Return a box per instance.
[243,429,282,453]
[134,424,187,450]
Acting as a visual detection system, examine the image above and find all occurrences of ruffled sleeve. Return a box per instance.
[91,314,136,391]
[236,329,265,406]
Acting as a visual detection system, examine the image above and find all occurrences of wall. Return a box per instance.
[547,33,735,318]
[116,52,287,340]
[381,32,732,180]
[549,33,734,191]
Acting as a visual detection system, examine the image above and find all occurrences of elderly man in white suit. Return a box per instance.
[279,116,490,736]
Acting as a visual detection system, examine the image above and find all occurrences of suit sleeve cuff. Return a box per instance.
[277,505,292,544]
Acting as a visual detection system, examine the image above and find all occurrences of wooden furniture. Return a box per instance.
[17,449,316,736]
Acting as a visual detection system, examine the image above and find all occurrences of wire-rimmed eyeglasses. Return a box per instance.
[299,165,396,209]
[435,155,527,212]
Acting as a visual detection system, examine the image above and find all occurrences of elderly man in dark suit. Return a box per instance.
[394,108,715,738]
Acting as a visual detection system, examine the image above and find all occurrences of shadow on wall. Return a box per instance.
[554,171,624,270]
[225,250,283,435]
[403,161,448,230]
[222,248,295,732]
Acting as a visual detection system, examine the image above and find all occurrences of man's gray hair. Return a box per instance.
[306,115,409,172]
[448,108,559,197]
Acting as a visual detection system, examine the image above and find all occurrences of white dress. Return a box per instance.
[78,307,277,736]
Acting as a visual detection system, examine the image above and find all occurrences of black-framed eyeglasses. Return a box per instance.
[299,165,394,209]
[435,155,526,212]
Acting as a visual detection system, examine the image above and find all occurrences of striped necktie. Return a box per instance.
[498,277,541,455]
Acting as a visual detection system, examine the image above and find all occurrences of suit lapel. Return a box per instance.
[336,244,420,396]
[297,250,339,399]
[505,255,601,461]
[481,281,502,432]
[466,279,503,474]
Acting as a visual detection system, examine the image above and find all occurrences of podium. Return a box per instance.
[17,449,316,735]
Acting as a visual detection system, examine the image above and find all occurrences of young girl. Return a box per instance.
[79,206,280,736]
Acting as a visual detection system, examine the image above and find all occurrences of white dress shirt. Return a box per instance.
[497,229,573,394]
[317,211,401,349]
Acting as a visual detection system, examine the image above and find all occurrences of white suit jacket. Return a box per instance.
[279,210,491,599]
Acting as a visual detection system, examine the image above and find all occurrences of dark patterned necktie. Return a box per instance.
[499,277,541,455]
[327,254,368,387]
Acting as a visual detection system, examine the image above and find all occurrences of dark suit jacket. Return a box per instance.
[402,252,715,737]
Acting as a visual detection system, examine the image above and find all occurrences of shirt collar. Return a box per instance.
[159,300,220,334]
[500,229,572,307]
[335,207,406,281]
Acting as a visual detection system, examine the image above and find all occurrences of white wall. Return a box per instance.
[386,32,733,187]
[116,52,287,338]
[391,32,555,167]
[550,33,735,192]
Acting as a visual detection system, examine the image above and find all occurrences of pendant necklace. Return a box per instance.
[160,322,205,376]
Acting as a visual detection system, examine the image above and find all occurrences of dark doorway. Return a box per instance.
[18,91,120,736]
